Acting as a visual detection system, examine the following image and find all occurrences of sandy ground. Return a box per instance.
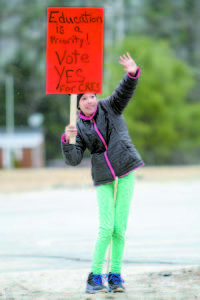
[0,165,200,193]
[0,265,199,299]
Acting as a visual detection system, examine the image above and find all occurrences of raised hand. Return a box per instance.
[119,52,138,76]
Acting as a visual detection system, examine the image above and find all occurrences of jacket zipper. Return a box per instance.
[92,119,116,179]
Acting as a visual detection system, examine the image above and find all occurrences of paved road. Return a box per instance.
[0,179,200,273]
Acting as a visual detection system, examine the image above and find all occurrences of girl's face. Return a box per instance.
[79,94,97,116]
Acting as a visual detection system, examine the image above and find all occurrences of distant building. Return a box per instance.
[0,128,45,168]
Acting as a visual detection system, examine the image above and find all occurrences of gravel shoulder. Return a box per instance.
[1,165,200,193]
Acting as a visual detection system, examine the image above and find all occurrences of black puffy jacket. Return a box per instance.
[61,70,144,185]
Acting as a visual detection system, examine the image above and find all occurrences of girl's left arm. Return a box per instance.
[103,53,141,115]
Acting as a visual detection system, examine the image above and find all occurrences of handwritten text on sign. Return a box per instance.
[46,8,104,94]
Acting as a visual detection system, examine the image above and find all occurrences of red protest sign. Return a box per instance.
[46,7,104,95]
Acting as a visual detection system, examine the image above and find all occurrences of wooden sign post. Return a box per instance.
[46,7,104,144]
[69,94,77,144]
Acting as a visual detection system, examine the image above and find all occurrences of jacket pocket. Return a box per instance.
[121,140,143,162]
[91,152,114,183]
[107,140,135,171]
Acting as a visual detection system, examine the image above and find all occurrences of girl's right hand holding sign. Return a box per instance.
[65,125,77,141]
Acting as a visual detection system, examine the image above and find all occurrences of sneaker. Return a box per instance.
[108,272,125,293]
[86,272,108,294]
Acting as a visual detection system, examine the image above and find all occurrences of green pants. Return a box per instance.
[91,172,135,275]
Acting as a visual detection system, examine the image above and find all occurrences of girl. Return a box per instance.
[61,53,144,294]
